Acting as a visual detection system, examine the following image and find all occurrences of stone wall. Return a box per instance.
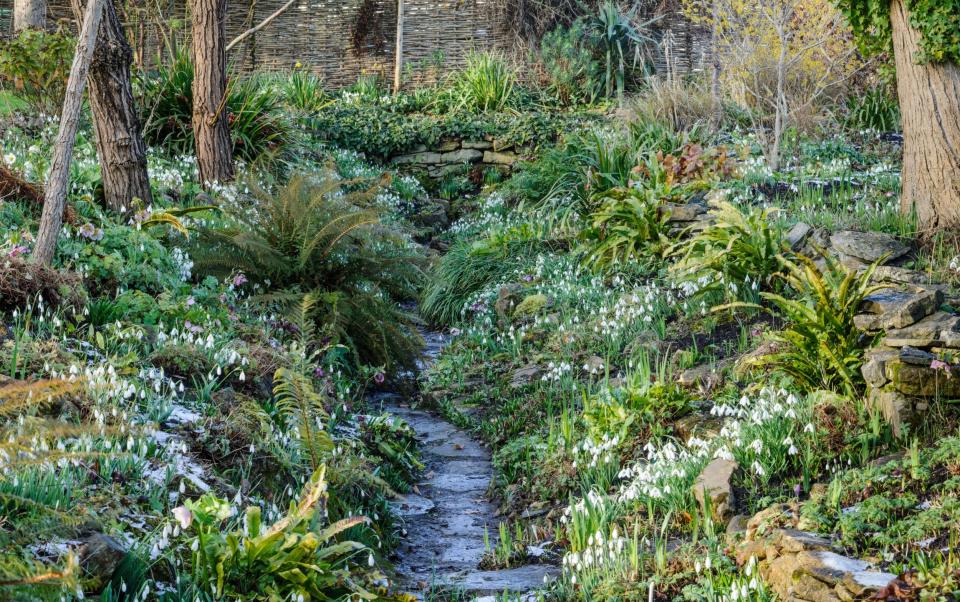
[390,137,521,178]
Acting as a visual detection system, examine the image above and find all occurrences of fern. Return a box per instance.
[272,367,333,472]
[736,253,885,396]
[193,172,426,369]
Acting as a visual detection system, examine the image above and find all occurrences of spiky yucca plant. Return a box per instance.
[193,173,426,370]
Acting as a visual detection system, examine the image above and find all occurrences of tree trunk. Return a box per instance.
[191,0,234,184]
[73,0,152,214]
[13,0,46,31]
[393,0,404,94]
[890,0,960,236]
[33,0,103,267]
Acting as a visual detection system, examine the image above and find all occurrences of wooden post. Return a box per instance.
[393,0,403,94]
[33,0,104,267]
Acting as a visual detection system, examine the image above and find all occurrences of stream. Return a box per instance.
[373,331,558,600]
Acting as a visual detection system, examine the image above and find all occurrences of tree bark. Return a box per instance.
[890,0,960,236]
[191,0,234,185]
[33,0,103,267]
[73,0,153,214]
[13,0,46,31]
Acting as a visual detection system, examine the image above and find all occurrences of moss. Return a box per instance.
[512,294,549,320]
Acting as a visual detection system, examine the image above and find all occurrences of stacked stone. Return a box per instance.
[732,505,895,602]
[859,284,960,435]
[391,138,520,178]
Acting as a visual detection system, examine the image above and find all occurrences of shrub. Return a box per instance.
[742,253,884,396]
[844,87,900,132]
[422,223,549,325]
[180,467,399,601]
[450,51,517,113]
[537,21,600,106]
[580,186,673,271]
[0,29,73,114]
[140,52,294,163]
[630,77,719,134]
[277,69,330,114]
[193,173,426,370]
[671,200,785,302]
[582,0,657,101]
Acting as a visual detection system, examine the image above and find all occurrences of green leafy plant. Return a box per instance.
[193,173,426,369]
[182,466,398,601]
[583,1,657,101]
[451,51,517,113]
[845,86,900,132]
[537,21,601,106]
[140,51,294,163]
[581,186,673,271]
[0,29,74,114]
[278,68,331,113]
[741,253,885,396]
[671,200,785,302]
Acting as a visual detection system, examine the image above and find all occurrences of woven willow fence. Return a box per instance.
[0,0,708,88]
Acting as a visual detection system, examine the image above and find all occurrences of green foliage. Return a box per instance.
[451,52,517,113]
[583,0,657,100]
[183,467,397,601]
[273,365,333,472]
[277,69,331,114]
[744,253,884,396]
[193,173,426,369]
[307,100,594,159]
[59,222,184,295]
[835,0,960,64]
[671,201,786,302]
[844,86,900,131]
[421,223,549,325]
[580,186,673,271]
[0,29,73,114]
[140,52,295,163]
[537,21,600,106]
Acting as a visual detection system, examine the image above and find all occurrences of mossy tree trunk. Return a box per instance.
[73,0,153,214]
[890,0,960,236]
[191,0,234,185]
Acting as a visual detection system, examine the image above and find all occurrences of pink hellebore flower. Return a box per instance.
[172,506,193,529]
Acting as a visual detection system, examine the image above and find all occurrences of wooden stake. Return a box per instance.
[393,0,404,94]
[33,0,104,266]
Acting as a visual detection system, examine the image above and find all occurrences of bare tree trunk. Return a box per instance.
[393,0,404,94]
[13,0,46,31]
[710,0,722,120]
[33,0,103,267]
[191,0,234,184]
[890,0,960,236]
[73,0,152,214]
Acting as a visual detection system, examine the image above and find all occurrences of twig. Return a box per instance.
[226,0,295,52]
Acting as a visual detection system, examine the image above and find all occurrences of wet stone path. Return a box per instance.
[374,333,557,599]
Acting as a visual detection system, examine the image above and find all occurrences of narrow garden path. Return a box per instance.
[374,332,557,600]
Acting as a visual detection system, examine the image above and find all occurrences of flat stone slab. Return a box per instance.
[389,494,435,517]
[883,311,960,347]
[450,565,559,595]
[859,288,941,330]
[830,230,909,264]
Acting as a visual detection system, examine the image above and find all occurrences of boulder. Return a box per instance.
[786,222,814,251]
[867,389,913,436]
[495,284,524,321]
[438,139,460,152]
[829,230,910,264]
[886,362,960,397]
[664,202,707,222]
[79,533,127,586]
[692,458,737,522]
[512,294,549,320]
[510,365,542,388]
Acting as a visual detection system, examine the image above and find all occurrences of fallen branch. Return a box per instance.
[0,163,43,205]
[226,0,296,53]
